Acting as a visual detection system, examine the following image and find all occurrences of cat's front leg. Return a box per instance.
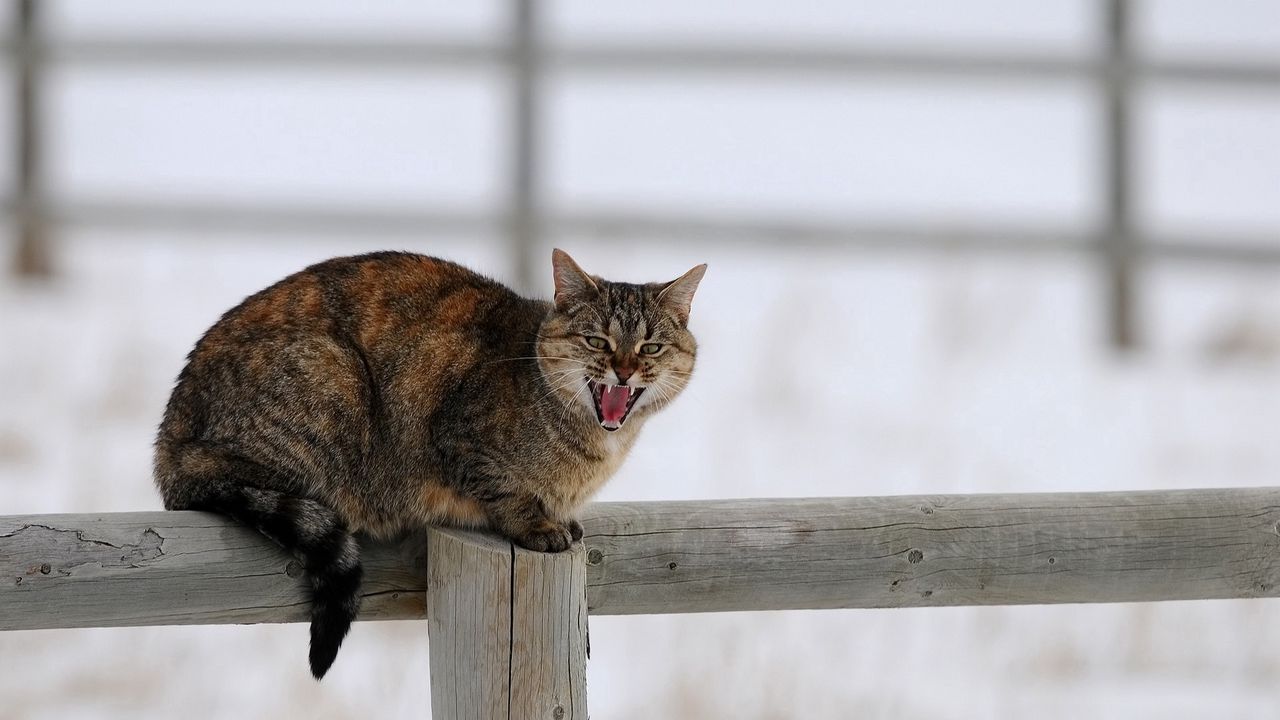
[484,492,576,553]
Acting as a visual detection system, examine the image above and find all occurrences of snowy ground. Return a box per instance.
[3,3,1280,716]
[3,235,1280,719]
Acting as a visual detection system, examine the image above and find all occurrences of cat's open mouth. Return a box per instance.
[587,379,644,431]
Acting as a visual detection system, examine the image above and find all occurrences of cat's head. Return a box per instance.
[537,249,706,432]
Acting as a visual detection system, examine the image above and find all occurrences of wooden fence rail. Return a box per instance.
[4,487,1280,717]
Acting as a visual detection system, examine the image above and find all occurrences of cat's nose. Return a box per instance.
[613,365,636,385]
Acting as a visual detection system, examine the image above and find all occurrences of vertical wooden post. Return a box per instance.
[12,0,50,278]
[427,527,588,720]
[509,537,588,719]
[1101,0,1136,350]
[507,0,540,294]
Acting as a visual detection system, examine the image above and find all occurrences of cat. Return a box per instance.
[153,248,705,679]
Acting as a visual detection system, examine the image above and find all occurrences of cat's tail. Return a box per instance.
[212,485,363,679]
[156,444,363,679]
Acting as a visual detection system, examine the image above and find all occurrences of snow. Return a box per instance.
[3,1,1280,717]
[4,239,1280,718]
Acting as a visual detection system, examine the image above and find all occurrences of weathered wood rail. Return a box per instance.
[4,488,1280,718]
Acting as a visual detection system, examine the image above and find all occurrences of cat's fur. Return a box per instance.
[153,249,705,678]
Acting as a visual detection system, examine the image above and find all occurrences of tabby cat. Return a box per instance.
[153,249,705,678]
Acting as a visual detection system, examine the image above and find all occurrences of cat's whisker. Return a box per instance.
[544,367,586,381]
[534,374,591,405]
[543,365,589,377]
[644,378,673,404]
[567,384,590,419]
[541,373,587,392]
[650,375,699,404]
[537,376,588,400]
[648,387,673,412]
[558,380,592,426]
[659,378,698,400]
[485,356,587,365]
[646,376,687,408]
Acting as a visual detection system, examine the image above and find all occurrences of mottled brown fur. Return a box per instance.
[152,249,704,677]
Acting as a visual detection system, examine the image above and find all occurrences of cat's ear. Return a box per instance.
[657,263,707,325]
[551,248,599,311]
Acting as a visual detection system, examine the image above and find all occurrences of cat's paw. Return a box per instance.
[512,521,574,553]
[567,518,584,542]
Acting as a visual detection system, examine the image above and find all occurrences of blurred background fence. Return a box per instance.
[8,0,1280,349]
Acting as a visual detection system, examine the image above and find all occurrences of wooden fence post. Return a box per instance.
[427,526,588,720]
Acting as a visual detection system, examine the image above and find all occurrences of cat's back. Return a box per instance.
[201,251,519,349]
[162,252,542,450]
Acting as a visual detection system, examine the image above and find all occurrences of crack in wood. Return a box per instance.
[0,523,165,574]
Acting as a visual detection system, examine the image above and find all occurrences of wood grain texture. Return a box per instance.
[510,542,588,719]
[581,488,1280,614]
[426,527,512,720]
[0,511,425,630]
[426,527,588,720]
[3,488,1279,631]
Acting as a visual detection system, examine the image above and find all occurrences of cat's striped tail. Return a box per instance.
[157,452,363,679]
[208,486,363,679]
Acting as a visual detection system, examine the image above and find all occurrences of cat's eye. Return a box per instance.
[639,343,663,356]
[584,336,609,351]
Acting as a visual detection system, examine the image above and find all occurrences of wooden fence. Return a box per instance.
[12,1,1280,350]
[3,488,1279,718]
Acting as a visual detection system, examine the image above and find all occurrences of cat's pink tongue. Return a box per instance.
[600,385,630,425]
